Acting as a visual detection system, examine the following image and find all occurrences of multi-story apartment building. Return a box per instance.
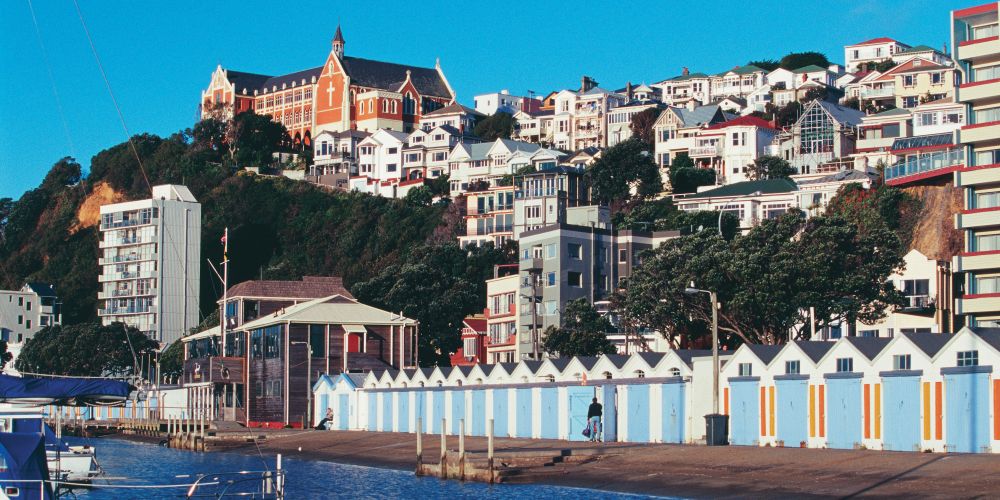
[0,283,61,343]
[845,37,912,72]
[404,125,479,180]
[518,221,616,359]
[351,129,408,192]
[862,57,957,110]
[652,68,712,107]
[710,65,768,100]
[855,108,912,168]
[473,90,541,116]
[98,185,201,344]
[952,2,1000,327]
[484,267,519,363]
[883,97,966,186]
[458,185,515,248]
[199,26,454,146]
[512,109,555,144]
[572,87,626,150]
[513,166,599,239]
[607,101,663,147]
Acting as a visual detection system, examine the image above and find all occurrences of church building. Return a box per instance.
[200,26,455,148]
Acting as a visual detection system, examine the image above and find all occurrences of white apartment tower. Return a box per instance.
[98,185,201,344]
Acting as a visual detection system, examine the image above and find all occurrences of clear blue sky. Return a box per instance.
[0,0,972,199]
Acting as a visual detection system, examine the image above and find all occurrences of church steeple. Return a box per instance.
[332,25,345,59]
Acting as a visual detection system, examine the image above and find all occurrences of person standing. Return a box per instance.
[314,407,334,430]
[587,397,602,442]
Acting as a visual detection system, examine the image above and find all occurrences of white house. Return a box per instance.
[845,37,911,72]
[854,249,944,337]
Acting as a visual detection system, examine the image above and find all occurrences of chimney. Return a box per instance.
[580,76,598,92]
[686,100,697,111]
[682,67,690,76]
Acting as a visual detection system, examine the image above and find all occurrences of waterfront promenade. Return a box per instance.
[221,429,1000,498]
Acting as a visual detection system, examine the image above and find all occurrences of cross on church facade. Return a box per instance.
[327,81,335,107]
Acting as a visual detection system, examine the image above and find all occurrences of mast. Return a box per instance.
[221,228,229,354]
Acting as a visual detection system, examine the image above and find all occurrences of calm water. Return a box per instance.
[63,437,667,499]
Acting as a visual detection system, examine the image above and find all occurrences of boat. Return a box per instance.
[43,424,100,483]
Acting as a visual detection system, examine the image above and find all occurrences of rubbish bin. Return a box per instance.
[705,413,729,446]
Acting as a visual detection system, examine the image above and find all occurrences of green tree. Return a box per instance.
[159,340,185,382]
[629,108,661,145]
[0,341,12,371]
[803,87,829,102]
[541,299,616,357]
[405,186,434,206]
[16,322,159,377]
[668,153,715,194]
[41,158,82,192]
[771,101,803,128]
[351,243,512,365]
[747,59,780,71]
[587,138,662,211]
[779,51,830,70]
[231,111,289,168]
[473,112,514,141]
[746,155,797,180]
[426,174,451,197]
[618,201,906,346]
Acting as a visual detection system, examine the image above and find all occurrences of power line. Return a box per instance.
[26,0,75,159]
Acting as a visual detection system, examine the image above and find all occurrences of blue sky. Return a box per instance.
[0,0,972,199]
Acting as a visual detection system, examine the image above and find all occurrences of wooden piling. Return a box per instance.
[415,417,423,474]
[488,419,495,484]
[440,418,447,473]
[459,419,466,480]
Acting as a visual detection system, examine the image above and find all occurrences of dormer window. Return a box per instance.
[958,350,979,367]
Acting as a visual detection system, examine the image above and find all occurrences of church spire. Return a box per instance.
[332,24,345,59]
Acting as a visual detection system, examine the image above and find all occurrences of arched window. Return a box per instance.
[401,382,408,388]
[670,368,681,377]
[603,371,612,380]
[391,100,398,114]
[475,378,483,385]
[521,376,528,383]
[545,375,555,383]
[456,380,463,387]
[436,381,443,387]
[634,370,646,379]
[419,382,425,387]
[403,92,416,115]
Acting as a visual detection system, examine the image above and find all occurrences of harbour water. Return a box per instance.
[65,437,666,499]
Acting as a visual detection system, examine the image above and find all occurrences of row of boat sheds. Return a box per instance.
[313,326,1000,454]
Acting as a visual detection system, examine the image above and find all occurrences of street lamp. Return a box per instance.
[684,283,726,446]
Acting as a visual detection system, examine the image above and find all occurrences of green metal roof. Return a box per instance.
[792,64,829,73]
[681,178,798,198]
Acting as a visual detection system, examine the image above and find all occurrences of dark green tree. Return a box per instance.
[473,112,514,141]
[404,186,434,206]
[541,299,616,357]
[159,340,185,382]
[747,59,780,71]
[587,138,662,211]
[668,153,715,194]
[16,322,159,377]
[231,111,289,168]
[629,108,661,145]
[779,52,830,70]
[0,341,12,371]
[40,158,82,192]
[746,155,797,180]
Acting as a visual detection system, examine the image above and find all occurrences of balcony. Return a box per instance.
[860,86,895,99]
[98,270,156,282]
[99,235,146,248]
[689,145,720,158]
[955,293,1000,315]
[955,163,1000,187]
[884,149,964,185]
[98,305,153,316]
[520,257,543,272]
[100,217,153,230]
[957,35,1000,63]
[959,78,1000,104]
[956,206,1000,229]
[98,287,156,300]
[98,252,155,265]
[960,121,1000,145]
[954,250,1000,272]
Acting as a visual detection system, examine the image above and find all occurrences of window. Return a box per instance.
[975,233,1000,252]
[975,275,1000,294]
[546,272,556,287]
[901,279,930,308]
[463,337,477,358]
[619,248,628,264]
[931,72,943,85]
[957,350,979,367]
[545,243,557,259]
[785,360,800,375]
[670,368,681,377]
[975,149,1000,167]
[860,330,878,337]
[902,75,915,87]
[738,363,753,377]
[543,300,558,315]
[386,163,397,172]
[902,96,919,108]
[568,243,582,259]
[16,315,21,325]
[976,190,1000,209]
[309,325,325,358]
[893,354,911,371]
[25,320,30,330]
[836,357,853,373]
[568,272,583,287]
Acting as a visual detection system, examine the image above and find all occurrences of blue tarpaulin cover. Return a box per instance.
[0,374,130,405]
[0,433,52,499]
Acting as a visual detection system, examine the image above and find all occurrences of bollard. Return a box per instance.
[440,418,447,476]
[458,419,465,481]
[488,419,495,484]
[415,417,423,474]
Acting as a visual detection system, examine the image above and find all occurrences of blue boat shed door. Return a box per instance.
[661,382,686,444]
[826,375,862,449]
[566,386,594,442]
[775,377,808,448]
[881,374,921,451]
[729,378,760,446]
[944,368,991,453]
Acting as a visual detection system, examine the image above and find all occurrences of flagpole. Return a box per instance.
[221,227,229,355]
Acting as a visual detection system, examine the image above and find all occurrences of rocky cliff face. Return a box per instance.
[903,183,963,261]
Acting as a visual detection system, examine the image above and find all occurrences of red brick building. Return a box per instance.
[200,26,455,148]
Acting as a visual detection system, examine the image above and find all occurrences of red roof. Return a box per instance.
[226,276,353,300]
[852,37,901,46]
[705,115,777,131]
[463,317,487,333]
[399,177,426,187]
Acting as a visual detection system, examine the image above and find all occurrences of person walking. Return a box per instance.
[314,407,334,430]
[587,397,602,442]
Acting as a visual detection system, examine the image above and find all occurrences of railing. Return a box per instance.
[860,86,895,98]
[100,217,152,230]
[689,145,720,157]
[904,295,933,309]
[885,149,964,180]
[99,305,152,315]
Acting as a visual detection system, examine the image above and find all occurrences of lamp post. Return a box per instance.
[684,284,726,445]
[291,338,312,428]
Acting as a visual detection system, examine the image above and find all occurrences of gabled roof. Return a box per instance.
[573,356,600,370]
[672,104,726,128]
[806,100,866,127]
[845,337,892,361]
[679,178,798,199]
[718,64,766,76]
[870,107,911,118]
[704,115,776,131]
[462,317,487,333]
[792,64,829,74]
[901,332,953,358]
[874,58,949,81]
[970,327,1000,354]
[224,70,274,94]
[792,341,835,364]
[746,344,783,365]
[850,37,904,47]
[520,360,544,374]
[637,352,666,368]
[226,276,353,300]
[898,44,944,55]
[797,169,874,186]
[603,354,630,369]
[548,357,572,371]
[423,102,484,117]
[674,349,712,368]
[343,373,366,387]
[342,56,451,98]
[261,67,323,93]
[236,294,416,331]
